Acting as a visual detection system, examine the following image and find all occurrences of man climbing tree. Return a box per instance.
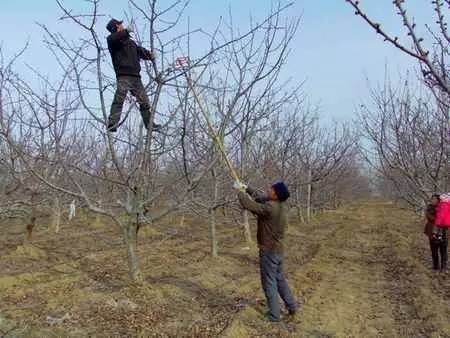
[234,180,298,322]
[105,18,161,132]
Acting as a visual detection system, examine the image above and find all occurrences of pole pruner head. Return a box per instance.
[175,56,190,70]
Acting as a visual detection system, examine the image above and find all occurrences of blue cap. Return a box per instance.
[272,181,290,202]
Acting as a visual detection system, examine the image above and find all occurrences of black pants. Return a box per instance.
[108,76,151,129]
[430,234,448,271]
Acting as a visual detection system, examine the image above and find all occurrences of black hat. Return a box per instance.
[272,181,290,202]
[106,18,123,33]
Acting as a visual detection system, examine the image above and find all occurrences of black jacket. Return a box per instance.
[107,30,153,77]
[424,204,437,238]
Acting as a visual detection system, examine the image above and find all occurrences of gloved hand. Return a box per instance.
[149,50,157,60]
[233,180,247,192]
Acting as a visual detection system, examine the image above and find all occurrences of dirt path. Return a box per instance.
[279,202,450,338]
[222,202,450,337]
[0,202,449,337]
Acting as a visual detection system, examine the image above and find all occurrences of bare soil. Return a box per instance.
[0,201,449,337]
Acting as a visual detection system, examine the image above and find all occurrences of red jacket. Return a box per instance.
[435,200,450,228]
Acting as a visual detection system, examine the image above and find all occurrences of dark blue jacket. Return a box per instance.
[107,30,153,77]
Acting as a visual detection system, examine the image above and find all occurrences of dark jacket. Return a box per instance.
[238,187,288,254]
[424,204,437,238]
[107,30,153,78]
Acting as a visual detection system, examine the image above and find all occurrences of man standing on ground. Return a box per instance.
[234,180,298,322]
[105,18,161,132]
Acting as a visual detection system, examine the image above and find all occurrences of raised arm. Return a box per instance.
[107,30,130,47]
[137,46,154,61]
[238,191,271,216]
[246,186,267,203]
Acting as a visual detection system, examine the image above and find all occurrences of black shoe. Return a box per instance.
[107,124,118,132]
[265,311,280,322]
[288,309,297,316]
[152,123,162,132]
[267,316,281,323]
[145,123,162,132]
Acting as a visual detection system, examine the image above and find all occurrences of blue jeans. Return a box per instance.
[259,250,297,321]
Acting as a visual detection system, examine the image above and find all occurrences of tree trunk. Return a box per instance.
[179,213,185,227]
[209,208,218,257]
[25,192,37,244]
[93,199,102,228]
[68,200,76,221]
[210,168,219,256]
[124,223,141,282]
[333,189,338,210]
[242,210,253,244]
[295,186,305,223]
[445,108,450,192]
[25,216,36,244]
[240,138,252,245]
[306,168,312,222]
[52,196,61,233]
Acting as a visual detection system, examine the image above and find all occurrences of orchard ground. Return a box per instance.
[0,201,449,337]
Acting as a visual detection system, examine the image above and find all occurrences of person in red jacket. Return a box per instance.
[424,194,444,271]
[433,193,449,272]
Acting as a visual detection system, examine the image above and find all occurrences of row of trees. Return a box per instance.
[1,0,366,281]
[346,0,450,210]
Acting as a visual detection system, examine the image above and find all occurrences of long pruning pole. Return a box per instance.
[179,58,241,182]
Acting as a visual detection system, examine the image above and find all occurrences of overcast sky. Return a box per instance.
[0,1,433,121]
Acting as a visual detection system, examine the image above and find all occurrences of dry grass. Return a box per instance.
[0,201,449,337]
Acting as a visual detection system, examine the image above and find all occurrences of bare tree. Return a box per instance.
[359,78,449,209]
[0,44,62,243]
[147,2,301,251]
[345,0,450,206]
[345,0,450,103]
[216,7,300,243]
[0,0,300,280]
[247,101,359,222]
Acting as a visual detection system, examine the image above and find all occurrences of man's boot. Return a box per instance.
[150,122,162,132]
[143,118,162,132]
[107,118,119,132]
[107,124,118,132]
[141,111,161,132]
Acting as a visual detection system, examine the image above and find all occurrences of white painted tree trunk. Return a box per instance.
[242,210,253,244]
[68,200,76,221]
[295,187,305,223]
